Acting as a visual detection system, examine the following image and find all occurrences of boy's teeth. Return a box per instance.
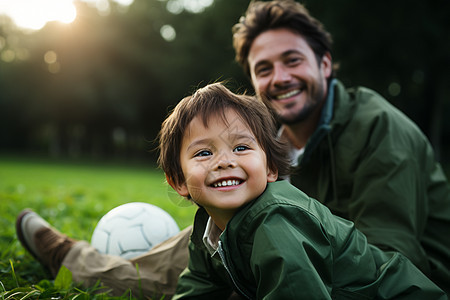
[213,179,240,187]
[276,89,300,100]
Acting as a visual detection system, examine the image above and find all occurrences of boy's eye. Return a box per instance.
[194,150,212,157]
[233,145,249,152]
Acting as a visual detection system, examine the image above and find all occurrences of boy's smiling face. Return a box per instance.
[171,108,277,227]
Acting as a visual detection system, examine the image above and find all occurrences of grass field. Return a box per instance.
[0,155,197,299]
[2,155,449,299]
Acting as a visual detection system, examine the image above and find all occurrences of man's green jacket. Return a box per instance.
[289,80,450,292]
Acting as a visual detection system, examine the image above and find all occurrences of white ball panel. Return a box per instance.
[91,202,180,259]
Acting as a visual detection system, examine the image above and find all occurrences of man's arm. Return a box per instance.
[347,114,440,273]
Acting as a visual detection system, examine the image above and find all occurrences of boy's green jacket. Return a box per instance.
[174,181,446,299]
[289,80,450,292]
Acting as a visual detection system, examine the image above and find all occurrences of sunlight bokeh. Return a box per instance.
[0,0,77,31]
[0,0,135,31]
[166,0,213,14]
[0,0,214,32]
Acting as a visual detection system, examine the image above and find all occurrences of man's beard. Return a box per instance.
[268,78,326,125]
[278,99,318,125]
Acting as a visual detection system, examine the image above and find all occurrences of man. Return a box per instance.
[16,0,449,297]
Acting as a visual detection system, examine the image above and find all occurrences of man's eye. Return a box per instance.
[194,150,212,157]
[286,57,302,65]
[255,66,271,76]
[234,145,249,152]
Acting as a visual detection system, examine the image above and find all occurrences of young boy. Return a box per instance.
[158,83,445,299]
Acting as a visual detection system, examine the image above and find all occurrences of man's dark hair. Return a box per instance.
[233,0,333,75]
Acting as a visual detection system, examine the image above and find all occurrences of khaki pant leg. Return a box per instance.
[62,226,192,299]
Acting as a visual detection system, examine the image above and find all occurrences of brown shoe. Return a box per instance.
[16,209,77,277]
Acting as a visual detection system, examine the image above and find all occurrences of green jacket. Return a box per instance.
[290,79,450,293]
[174,181,445,299]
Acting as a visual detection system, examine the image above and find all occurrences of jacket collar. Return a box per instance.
[318,78,337,129]
[301,79,337,162]
[191,207,210,248]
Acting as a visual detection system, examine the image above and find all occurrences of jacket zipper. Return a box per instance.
[217,240,251,299]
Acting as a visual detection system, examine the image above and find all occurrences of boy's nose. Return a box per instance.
[215,154,236,170]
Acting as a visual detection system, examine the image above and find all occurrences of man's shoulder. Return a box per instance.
[338,83,400,119]
[334,81,425,139]
[331,81,431,163]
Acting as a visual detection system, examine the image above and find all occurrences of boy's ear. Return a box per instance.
[267,168,278,183]
[165,174,189,197]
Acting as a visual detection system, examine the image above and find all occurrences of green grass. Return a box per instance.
[0,155,197,299]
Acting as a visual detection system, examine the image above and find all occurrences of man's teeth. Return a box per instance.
[276,89,300,100]
[213,179,240,187]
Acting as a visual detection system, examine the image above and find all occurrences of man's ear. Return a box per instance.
[166,174,189,197]
[321,52,332,79]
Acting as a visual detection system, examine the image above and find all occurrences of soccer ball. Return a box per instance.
[91,202,180,259]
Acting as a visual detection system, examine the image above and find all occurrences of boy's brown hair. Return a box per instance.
[232,0,333,76]
[158,83,290,187]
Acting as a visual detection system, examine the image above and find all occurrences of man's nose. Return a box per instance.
[272,63,291,84]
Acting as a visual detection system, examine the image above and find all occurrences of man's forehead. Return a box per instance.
[248,29,312,64]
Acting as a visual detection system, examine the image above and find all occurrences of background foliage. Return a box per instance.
[0,0,449,164]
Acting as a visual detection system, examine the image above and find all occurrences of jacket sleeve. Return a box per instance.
[173,241,233,300]
[245,206,335,299]
[241,204,446,299]
[346,107,445,273]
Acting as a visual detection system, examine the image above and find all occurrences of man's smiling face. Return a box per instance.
[248,28,332,125]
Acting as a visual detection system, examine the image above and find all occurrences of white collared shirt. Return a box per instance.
[278,125,305,182]
[202,217,223,256]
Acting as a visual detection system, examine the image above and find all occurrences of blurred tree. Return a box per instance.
[304,0,450,159]
[0,0,448,163]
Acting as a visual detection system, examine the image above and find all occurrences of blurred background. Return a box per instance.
[1,0,449,165]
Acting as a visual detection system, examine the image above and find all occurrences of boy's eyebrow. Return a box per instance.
[186,133,257,152]
[186,138,212,152]
[227,132,257,143]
